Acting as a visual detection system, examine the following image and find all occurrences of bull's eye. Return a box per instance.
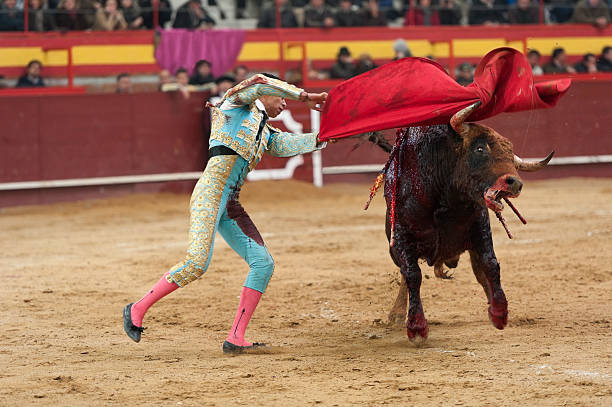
[476,146,485,153]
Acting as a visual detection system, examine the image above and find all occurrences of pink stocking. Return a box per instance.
[226,286,262,347]
[130,272,178,327]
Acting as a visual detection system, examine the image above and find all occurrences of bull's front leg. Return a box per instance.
[394,246,428,342]
[469,212,508,330]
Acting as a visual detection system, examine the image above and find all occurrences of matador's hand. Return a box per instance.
[301,92,328,112]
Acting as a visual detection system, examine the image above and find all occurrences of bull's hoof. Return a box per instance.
[388,312,406,327]
[410,335,427,347]
[488,304,508,330]
[407,313,429,344]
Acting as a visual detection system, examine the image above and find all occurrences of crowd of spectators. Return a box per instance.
[0,0,610,31]
[0,0,171,31]
[323,42,612,83]
[254,0,611,28]
[456,45,612,85]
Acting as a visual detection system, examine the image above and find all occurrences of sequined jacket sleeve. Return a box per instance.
[265,125,324,157]
[222,74,304,106]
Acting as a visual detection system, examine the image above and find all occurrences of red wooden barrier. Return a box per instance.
[0,91,209,207]
[0,80,610,208]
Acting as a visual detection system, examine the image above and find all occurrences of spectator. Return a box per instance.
[508,0,539,24]
[469,0,506,25]
[362,0,387,25]
[574,53,598,73]
[233,65,248,83]
[175,67,190,98]
[214,75,235,98]
[456,62,474,86]
[543,47,576,74]
[16,60,45,87]
[175,67,190,87]
[54,0,91,30]
[116,73,132,93]
[173,0,215,29]
[330,46,356,79]
[158,69,172,91]
[0,75,7,89]
[438,0,462,25]
[527,49,543,75]
[355,53,377,75]
[571,0,610,28]
[548,0,574,23]
[82,0,101,27]
[120,0,143,29]
[27,0,57,31]
[94,0,127,30]
[189,59,215,85]
[304,0,335,27]
[335,0,363,26]
[257,0,298,27]
[139,0,172,28]
[392,38,412,60]
[596,46,612,71]
[0,0,24,31]
[404,0,440,26]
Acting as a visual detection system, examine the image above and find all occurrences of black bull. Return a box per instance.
[366,102,553,343]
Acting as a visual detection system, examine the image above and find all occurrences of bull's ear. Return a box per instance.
[450,101,481,139]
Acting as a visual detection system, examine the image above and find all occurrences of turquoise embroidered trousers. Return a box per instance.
[168,154,274,293]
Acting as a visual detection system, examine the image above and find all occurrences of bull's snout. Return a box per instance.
[505,175,523,196]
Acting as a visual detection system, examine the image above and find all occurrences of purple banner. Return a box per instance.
[154,29,246,77]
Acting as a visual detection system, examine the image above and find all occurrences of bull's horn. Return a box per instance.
[450,101,481,136]
[514,151,555,172]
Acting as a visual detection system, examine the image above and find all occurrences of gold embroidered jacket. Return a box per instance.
[209,74,322,171]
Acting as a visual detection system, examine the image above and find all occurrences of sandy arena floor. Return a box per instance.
[1,178,611,406]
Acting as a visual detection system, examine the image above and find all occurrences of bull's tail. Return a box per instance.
[365,132,393,153]
[363,132,395,210]
[364,129,407,249]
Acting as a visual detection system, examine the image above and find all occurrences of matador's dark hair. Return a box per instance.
[261,72,281,81]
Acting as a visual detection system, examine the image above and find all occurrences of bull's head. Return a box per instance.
[449,101,553,233]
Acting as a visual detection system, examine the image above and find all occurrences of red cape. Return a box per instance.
[318,47,571,141]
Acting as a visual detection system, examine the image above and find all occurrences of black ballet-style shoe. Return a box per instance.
[222,340,268,354]
[123,303,145,343]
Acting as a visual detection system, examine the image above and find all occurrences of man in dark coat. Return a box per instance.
[330,46,356,79]
[597,46,612,72]
[173,0,215,29]
[543,47,576,74]
[469,0,506,25]
[574,53,598,73]
[571,0,610,28]
[508,0,539,24]
[438,0,462,25]
[0,0,24,31]
[189,59,215,85]
[335,0,363,26]
[16,60,46,88]
[303,0,335,27]
[257,0,298,28]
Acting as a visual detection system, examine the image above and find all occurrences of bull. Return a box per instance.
[366,101,553,343]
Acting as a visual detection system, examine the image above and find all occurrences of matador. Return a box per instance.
[123,73,327,353]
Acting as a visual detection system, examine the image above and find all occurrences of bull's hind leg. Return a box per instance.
[388,274,407,326]
[387,242,408,326]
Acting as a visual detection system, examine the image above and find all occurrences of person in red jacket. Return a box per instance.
[403,0,440,26]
